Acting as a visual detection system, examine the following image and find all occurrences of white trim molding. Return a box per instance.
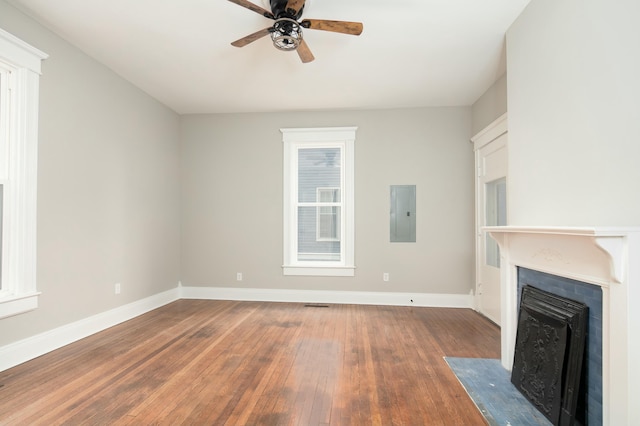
[0,28,47,73]
[0,284,473,372]
[179,286,473,308]
[471,113,508,324]
[0,288,179,372]
[470,112,507,149]
[0,28,48,318]
[281,127,357,277]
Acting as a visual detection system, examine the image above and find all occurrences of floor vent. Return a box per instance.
[304,303,330,308]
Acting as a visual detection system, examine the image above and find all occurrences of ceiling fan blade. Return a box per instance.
[231,27,273,47]
[297,39,315,63]
[227,0,275,19]
[301,19,363,36]
[285,0,306,15]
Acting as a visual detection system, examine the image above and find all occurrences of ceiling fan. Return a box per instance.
[227,0,363,63]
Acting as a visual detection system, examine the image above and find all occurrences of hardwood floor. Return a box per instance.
[0,300,500,425]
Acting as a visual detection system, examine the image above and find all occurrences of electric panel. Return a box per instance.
[390,185,416,242]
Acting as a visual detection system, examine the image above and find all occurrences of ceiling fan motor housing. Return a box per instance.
[270,0,304,19]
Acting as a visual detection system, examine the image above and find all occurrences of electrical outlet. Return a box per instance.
[115,283,121,294]
[383,273,389,282]
[237,272,243,281]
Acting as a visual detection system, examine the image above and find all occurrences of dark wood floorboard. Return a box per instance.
[0,300,500,425]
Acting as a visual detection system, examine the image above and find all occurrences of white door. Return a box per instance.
[474,122,507,325]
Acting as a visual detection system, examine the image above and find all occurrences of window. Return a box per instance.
[0,28,47,319]
[282,127,356,276]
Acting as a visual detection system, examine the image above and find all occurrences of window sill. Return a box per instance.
[0,292,40,319]
[283,266,355,277]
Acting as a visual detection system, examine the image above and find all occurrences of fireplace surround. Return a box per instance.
[485,227,640,426]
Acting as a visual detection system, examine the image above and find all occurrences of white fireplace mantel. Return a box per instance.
[485,226,640,426]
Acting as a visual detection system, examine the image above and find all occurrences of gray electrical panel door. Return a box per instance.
[390,185,416,242]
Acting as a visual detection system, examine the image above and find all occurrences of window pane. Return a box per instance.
[298,148,341,202]
[485,177,506,267]
[318,206,340,241]
[298,206,341,261]
[318,187,340,203]
[317,188,340,241]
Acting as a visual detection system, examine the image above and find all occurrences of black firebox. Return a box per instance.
[511,285,588,426]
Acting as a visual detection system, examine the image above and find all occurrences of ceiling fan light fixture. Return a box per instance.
[271,18,303,51]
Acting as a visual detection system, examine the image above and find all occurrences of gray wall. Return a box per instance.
[0,0,479,349]
[0,1,181,346]
[471,73,507,136]
[507,0,640,226]
[180,108,474,295]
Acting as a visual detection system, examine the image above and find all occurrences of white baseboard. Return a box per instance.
[0,286,473,372]
[179,286,473,309]
[0,288,179,372]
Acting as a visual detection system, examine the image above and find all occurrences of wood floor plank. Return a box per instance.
[0,300,500,425]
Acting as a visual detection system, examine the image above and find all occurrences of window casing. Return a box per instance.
[282,127,356,276]
[0,28,47,319]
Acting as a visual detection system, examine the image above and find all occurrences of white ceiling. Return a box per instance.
[8,0,530,114]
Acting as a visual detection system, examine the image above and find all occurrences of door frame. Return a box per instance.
[471,113,508,321]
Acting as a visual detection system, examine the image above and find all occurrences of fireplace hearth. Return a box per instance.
[512,285,588,425]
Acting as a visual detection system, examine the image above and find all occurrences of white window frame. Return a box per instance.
[316,187,340,242]
[282,127,356,277]
[0,28,47,319]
